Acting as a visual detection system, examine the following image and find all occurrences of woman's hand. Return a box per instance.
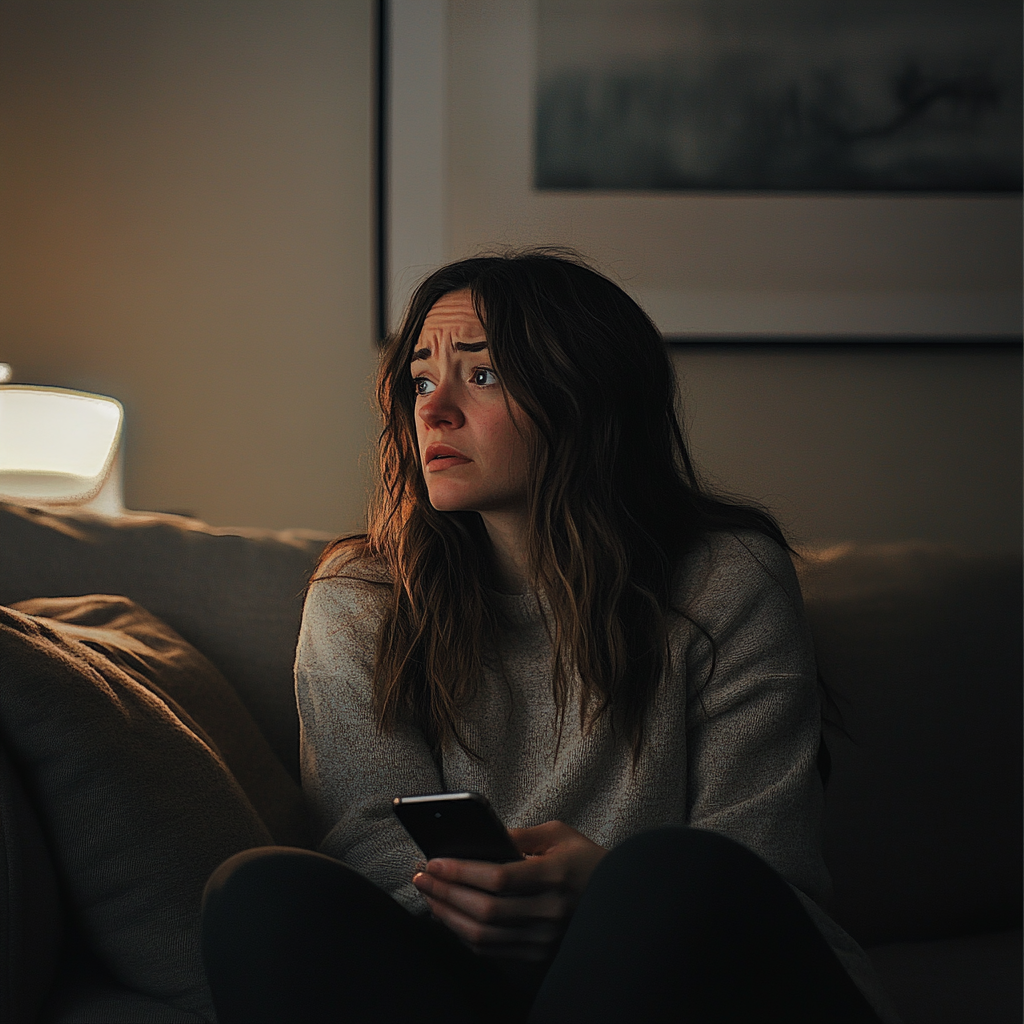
[412,820,607,961]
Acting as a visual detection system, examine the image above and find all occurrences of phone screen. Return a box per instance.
[393,791,522,863]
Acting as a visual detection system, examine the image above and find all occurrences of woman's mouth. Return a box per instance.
[424,444,472,471]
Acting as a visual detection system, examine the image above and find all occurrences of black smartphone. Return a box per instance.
[392,791,523,863]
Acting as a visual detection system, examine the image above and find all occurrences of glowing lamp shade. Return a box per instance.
[0,386,124,513]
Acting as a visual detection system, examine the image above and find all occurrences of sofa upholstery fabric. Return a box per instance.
[0,603,276,1021]
[43,979,208,1024]
[12,595,309,849]
[0,743,63,1024]
[797,543,1023,946]
[0,504,331,780]
[867,929,1023,1024]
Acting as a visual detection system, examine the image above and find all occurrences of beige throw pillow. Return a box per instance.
[0,599,295,1021]
[12,595,309,848]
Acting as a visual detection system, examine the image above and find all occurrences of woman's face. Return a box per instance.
[410,289,531,517]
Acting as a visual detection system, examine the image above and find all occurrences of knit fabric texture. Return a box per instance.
[296,528,898,1022]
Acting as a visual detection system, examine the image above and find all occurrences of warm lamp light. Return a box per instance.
[0,386,124,514]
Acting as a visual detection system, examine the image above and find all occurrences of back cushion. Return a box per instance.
[0,503,331,779]
[798,543,1023,946]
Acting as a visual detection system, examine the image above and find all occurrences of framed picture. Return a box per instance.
[381,0,1022,339]
[536,0,1022,193]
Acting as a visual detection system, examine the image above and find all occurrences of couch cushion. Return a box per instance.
[0,741,63,1024]
[0,503,332,779]
[40,922,209,1024]
[797,543,1023,945]
[45,980,208,1023]
[867,928,1023,1024]
[0,603,278,1022]
[12,594,309,848]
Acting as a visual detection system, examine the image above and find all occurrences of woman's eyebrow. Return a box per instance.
[410,340,488,362]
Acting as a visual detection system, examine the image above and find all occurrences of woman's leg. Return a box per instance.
[529,828,881,1024]
[201,846,521,1024]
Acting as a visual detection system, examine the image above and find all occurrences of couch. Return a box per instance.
[0,501,1019,1024]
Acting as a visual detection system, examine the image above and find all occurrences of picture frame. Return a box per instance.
[380,1,1022,340]
[536,0,1022,194]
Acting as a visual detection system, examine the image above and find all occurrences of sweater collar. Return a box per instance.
[487,587,546,626]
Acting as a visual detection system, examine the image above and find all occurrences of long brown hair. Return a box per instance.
[318,249,786,758]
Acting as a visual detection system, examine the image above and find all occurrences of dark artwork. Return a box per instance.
[535,0,1023,191]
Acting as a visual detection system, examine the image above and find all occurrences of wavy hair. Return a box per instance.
[318,249,786,758]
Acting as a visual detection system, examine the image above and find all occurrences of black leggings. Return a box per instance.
[201,827,882,1023]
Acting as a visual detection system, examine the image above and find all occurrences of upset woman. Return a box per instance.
[201,250,898,1023]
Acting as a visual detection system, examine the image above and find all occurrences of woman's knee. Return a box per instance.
[204,846,343,918]
[594,826,776,886]
[583,826,802,930]
[201,844,403,963]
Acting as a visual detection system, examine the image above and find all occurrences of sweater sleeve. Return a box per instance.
[682,531,832,905]
[295,571,440,912]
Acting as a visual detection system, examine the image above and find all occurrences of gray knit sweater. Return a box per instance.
[295,529,899,1022]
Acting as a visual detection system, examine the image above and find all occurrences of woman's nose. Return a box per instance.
[417,380,465,430]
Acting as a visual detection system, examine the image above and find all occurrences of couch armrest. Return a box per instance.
[0,738,64,1024]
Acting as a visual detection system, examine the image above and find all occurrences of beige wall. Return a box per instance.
[673,344,1022,551]
[0,0,377,532]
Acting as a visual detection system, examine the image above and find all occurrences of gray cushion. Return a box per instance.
[12,594,309,848]
[0,603,276,1021]
[0,503,332,779]
[867,928,1023,1024]
[45,980,208,1023]
[797,543,1023,945]
[0,741,63,1024]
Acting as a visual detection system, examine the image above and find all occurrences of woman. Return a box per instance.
[202,251,897,1023]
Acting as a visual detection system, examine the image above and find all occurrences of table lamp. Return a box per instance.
[0,385,125,515]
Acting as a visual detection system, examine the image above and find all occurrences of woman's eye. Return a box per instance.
[412,377,436,397]
[471,367,498,387]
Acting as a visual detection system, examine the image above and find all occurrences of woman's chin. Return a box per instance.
[426,487,474,513]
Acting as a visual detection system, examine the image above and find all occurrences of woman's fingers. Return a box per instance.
[510,821,609,896]
[421,894,560,958]
[423,822,607,898]
[413,871,568,923]
[412,822,609,960]
[422,853,555,896]
[508,819,572,855]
